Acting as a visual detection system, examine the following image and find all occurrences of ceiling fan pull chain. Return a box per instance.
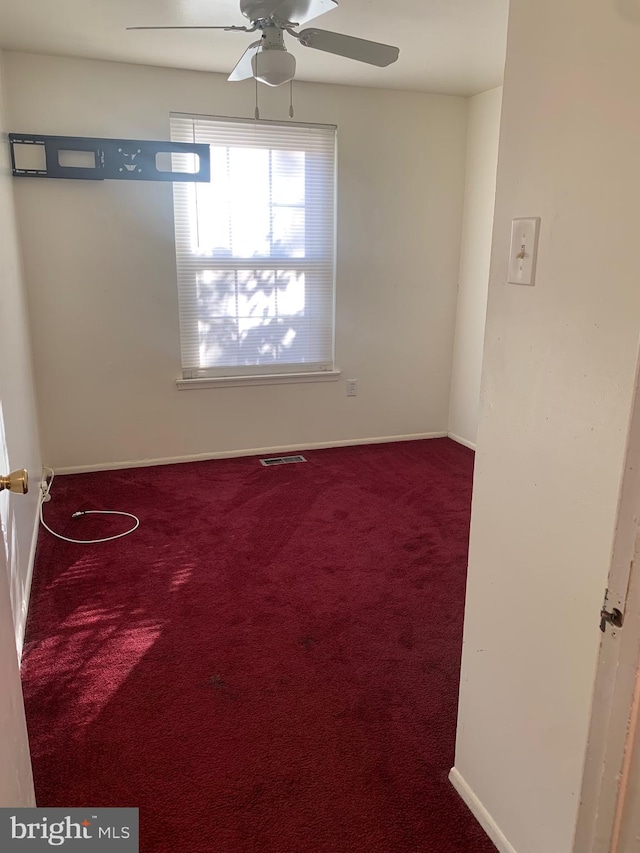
[255,74,260,120]
[289,79,294,118]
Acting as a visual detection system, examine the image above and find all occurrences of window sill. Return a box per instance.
[176,370,342,390]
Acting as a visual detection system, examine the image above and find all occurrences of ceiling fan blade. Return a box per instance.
[297,28,399,66]
[273,0,338,26]
[228,41,262,81]
[127,25,249,31]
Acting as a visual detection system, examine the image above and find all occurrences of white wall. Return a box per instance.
[3,52,468,471]
[452,2,640,852]
[448,86,502,450]
[0,49,37,807]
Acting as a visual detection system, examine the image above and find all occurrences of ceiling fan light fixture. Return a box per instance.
[251,49,296,86]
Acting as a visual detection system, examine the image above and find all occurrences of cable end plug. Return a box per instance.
[71,511,86,518]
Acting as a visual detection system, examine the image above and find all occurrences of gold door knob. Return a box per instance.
[0,469,29,494]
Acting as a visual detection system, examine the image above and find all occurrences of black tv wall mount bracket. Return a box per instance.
[9,133,210,182]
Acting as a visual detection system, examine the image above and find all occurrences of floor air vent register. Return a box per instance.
[260,455,307,467]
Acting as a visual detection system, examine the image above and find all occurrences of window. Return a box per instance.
[170,114,337,383]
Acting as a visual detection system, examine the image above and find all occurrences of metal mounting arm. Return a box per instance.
[10,134,210,183]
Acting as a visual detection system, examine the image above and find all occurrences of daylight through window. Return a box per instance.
[170,114,337,380]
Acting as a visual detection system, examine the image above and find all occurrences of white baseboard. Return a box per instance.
[53,432,450,474]
[449,767,515,853]
[448,432,477,451]
[16,483,43,661]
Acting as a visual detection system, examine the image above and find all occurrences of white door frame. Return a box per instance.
[611,663,640,852]
[575,354,640,852]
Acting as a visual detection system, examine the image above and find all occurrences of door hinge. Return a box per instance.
[600,588,624,633]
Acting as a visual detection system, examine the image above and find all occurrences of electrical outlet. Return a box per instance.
[346,379,358,397]
[40,466,52,502]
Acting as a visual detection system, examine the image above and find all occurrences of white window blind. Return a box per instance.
[170,114,337,380]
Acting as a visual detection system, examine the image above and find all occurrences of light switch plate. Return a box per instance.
[508,217,540,286]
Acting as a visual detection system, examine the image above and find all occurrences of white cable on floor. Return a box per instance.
[39,466,140,544]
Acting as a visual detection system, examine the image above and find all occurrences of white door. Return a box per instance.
[0,53,40,808]
[0,410,36,806]
[575,359,640,852]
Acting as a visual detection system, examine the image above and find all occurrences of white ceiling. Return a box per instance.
[0,0,509,96]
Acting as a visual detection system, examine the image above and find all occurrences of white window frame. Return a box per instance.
[170,113,339,389]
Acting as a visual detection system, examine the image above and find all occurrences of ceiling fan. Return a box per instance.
[128,0,400,88]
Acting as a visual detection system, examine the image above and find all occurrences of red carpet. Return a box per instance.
[21,438,494,852]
